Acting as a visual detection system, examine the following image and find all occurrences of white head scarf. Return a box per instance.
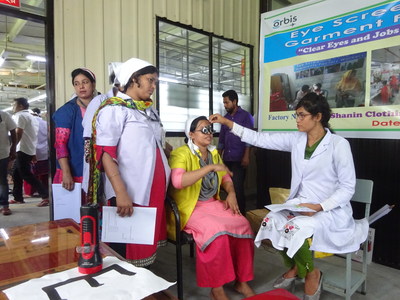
[184,116,216,154]
[114,58,153,88]
[70,67,98,100]
[108,62,122,85]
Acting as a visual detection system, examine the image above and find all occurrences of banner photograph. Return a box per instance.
[259,0,400,139]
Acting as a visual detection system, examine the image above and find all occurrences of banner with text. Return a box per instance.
[259,0,400,139]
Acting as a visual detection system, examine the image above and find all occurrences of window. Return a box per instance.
[157,18,253,134]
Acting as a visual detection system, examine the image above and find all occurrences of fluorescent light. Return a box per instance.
[159,76,180,84]
[28,94,47,103]
[0,49,6,67]
[2,94,47,112]
[26,55,46,62]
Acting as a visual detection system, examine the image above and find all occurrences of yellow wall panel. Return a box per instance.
[223,0,234,39]
[121,0,138,60]
[103,0,122,60]
[166,0,180,22]
[241,0,251,44]
[137,0,154,62]
[213,0,224,36]
[232,0,243,42]
[179,0,192,25]
[202,0,213,32]
[192,0,204,30]
[54,0,259,108]
[60,0,85,105]
[53,0,65,108]
[154,0,167,18]
[84,0,105,89]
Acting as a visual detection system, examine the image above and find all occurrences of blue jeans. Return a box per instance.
[0,157,9,208]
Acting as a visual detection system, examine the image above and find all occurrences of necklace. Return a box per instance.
[77,98,88,108]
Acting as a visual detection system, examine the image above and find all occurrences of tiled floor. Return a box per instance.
[150,243,400,299]
[2,198,400,299]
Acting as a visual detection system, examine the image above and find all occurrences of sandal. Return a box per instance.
[9,199,25,204]
[37,199,49,207]
[1,207,12,215]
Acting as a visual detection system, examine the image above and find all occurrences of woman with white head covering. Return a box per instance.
[81,62,121,194]
[88,58,171,267]
[167,116,255,299]
[51,68,98,207]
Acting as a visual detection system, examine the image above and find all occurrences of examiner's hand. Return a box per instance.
[209,114,233,129]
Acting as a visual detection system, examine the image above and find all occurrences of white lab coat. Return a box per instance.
[95,93,171,206]
[232,123,368,256]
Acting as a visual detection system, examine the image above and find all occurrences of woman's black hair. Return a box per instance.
[71,68,96,85]
[296,92,334,133]
[184,116,208,144]
[123,65,159,93]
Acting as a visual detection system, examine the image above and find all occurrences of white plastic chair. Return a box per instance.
[320,179,373,300]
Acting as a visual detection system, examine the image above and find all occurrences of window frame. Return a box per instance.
[156,17,254,137]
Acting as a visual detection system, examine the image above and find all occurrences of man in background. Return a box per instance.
[0,111,17,215]
[10,98,49,206]
[217,90,254,214]
[23,108,48,197]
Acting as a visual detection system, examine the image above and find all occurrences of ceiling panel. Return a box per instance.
[0,1,46,112]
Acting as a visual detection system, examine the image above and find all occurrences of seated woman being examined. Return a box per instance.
[210,93,369,300]
[167,116,255,300]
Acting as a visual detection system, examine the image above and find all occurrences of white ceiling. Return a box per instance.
[0,0,46,113]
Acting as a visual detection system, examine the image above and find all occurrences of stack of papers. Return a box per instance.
[101,206,157,245]
[265,203,316,213]
[368,204,394,225]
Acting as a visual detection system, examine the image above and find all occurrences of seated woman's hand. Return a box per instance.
[298,203,322,216]
[116,192,134,217]
[212,163,233,176]
[224,192,242,215]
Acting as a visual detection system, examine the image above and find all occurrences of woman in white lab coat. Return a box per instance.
[210,93,368,300]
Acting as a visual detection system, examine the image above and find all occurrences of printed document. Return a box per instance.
[52,183,81,223]
[102,206,157,245]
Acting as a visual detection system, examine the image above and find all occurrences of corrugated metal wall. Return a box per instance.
[53,0,260,108]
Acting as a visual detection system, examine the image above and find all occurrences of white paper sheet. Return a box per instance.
[101,206,156,245]
[265,203,316,213]
[52,183,82,223]
[368,204,394,225]
[3,256,175,300]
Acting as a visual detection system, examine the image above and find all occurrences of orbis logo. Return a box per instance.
[272,15,297,29]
